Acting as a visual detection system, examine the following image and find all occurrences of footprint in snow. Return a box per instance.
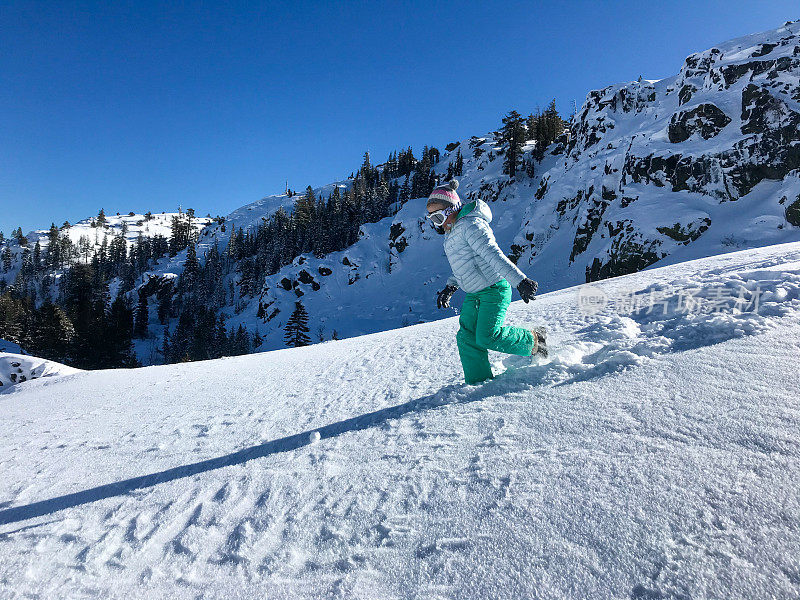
[416,538,472,558]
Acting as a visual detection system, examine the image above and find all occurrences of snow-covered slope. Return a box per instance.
[222,179,351,233]
[0,353,80,389]
[39,212,210,255]
[1,241,799,598]
[231,146,552,350]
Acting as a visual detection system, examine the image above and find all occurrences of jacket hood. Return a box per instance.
[458,199,492,224]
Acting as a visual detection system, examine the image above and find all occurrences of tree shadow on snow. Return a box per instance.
[0,375,539,528]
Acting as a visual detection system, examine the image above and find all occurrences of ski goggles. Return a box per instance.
[426,206,456,227]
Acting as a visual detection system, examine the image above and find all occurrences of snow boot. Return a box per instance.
[531,326,548,359]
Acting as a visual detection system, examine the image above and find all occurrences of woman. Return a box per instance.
[427,180,547,384]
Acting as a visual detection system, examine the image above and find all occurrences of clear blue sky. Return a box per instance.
[1,1,797,235]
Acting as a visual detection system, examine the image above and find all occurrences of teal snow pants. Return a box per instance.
[456,279,535,384]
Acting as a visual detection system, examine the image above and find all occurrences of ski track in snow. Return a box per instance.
[1,242,800,598]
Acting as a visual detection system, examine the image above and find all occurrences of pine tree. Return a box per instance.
[59,234,75,268]
[160,326,171,364]
[182,242,200,288]
[11,227,27,246]
[77,235,92,264]
[294,186,316,229]
[1,247,11,272]
[501,110,527,178]
[284,301,311,347]
[97,208,107,227]
[0,293,28,346]
[30,302,74,362]
[15,249,34,290]
[399,174,411,203]
[134,292,149,338]
[103,295,138,368]
[252,329,263,348]
[226,224,238,265]
[32,241,42,272]
[39,274,52,302]
[157,286,172,324]
[233,325,250,355]
[171,310,193,362]
[216,314,228,355]
[454,150,464,176]
[531,100,565,159]
[47,224,60,269]
[361,151,372,181]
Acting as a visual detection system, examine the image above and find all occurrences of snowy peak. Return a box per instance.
[1,211,213,283]
[32,211,213,250]
[677,19,800,93]
[569,19,800,159]
[222,180,353,234]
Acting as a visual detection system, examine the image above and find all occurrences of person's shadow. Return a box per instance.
[0,373,538,528]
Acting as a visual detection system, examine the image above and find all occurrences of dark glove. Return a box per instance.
[437,285,458,309]
[517,278,538,303]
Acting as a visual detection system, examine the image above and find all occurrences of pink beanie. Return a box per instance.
[426,180,461,210]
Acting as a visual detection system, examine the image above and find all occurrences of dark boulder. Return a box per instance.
[585,232,663,283]
[297,270,315,285]
[678,84,696,106]
[668,104,731,143]
[389,223,408,253]
[657,217,711,244]
[786,196,800,226]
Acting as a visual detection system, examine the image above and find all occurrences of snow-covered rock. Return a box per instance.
[0,241,798,597]
[0,353,80,390]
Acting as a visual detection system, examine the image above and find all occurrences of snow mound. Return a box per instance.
[518,259,800,384]
[0,353,81,390]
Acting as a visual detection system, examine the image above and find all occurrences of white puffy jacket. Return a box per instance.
[443,200,526,293]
